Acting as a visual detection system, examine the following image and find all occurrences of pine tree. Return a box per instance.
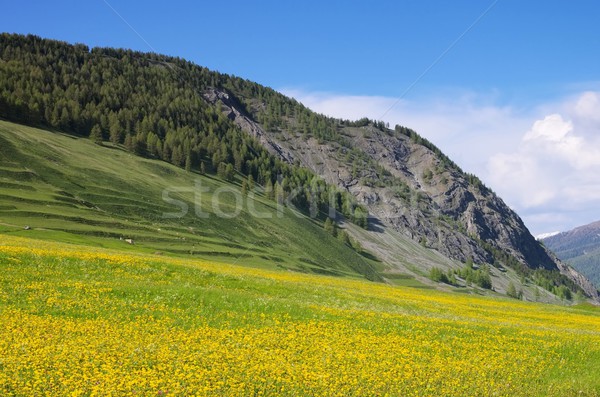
[353,206,369,229]
[124,134,135,152]
[227,164,235,181]
[89,125,103,145]
[324,217,335,235]
[506,281,519,299]
[265,179,274,200]
[171,146,183,167]
[217,162,227,179]
[109,115,122,144]
[337,229,351,246]
[275,181,284,205]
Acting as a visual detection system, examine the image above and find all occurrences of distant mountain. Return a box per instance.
[542,221,600,288]
[536,231,560,240]
[1,33,597,302]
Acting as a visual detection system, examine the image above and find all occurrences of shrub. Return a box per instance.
[430,267,449,284]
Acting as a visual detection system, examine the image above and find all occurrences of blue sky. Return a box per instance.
[3,1,600,235]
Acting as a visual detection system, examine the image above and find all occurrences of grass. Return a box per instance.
[0,120,383,280]
[2,120,599,394]
[1,234,599,396]
[4,119,559,300]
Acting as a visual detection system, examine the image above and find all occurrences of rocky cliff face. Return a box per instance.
[204,87,597,300]
[556,260,600,301]
[208,89,546,264]
[202,89,295,163]
[334,124,559,271]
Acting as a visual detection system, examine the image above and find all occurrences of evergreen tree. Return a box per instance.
[353,206,369,229]
[506,281,519,299]
[124,134,135,152]
[265,179,274,200]
[217,162,227,179]
[324,217,335,235]
[225,163,235,181]
[171,146,184,167]
[275,181,284,205]
[89,125,103,145]
[337,230,351,246]
[430,267,449,283]
[109,115,122,144]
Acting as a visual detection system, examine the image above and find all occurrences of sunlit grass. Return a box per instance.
[1,235,599,396]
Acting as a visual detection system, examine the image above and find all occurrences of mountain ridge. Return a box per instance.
[211,85,599,300]
[543,220,600,289]
[210,86,570,266]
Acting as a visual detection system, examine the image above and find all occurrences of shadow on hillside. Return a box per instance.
[368,217,385,233]
[359,250,381,262]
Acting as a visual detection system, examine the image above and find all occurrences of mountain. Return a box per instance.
[542,221,600,288]
[0,33,597,302]
[536,231,560,240]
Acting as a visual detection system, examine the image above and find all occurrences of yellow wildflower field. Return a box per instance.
[0,235,599,396]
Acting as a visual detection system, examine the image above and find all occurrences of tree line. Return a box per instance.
[0,33,368,227]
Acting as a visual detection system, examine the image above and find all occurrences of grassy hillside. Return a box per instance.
[0,120,584,299]
[1,234,599,396]
[0,120,382,280]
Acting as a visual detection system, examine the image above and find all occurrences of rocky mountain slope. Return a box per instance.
[543,221,600,289]
[1,33,597,302]
[209,86,599,301]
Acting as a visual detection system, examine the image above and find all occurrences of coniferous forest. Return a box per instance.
[0,33,369,227]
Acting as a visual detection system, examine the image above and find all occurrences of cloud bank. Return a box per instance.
[280,88,600,235]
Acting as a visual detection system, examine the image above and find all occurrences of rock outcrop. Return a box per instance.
[203,88,598,301]
[202,88,295,163]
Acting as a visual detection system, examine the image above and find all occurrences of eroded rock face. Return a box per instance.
[335,126,557,270]
[202,88,597,299]
[557,260,600,301]
[202,88,295,164]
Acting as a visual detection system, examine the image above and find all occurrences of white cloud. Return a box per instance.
[523,114,572,142]
[573,91,600,123]
[486,92,600,233]
[519,113,600,170]
[487,152,556,207]
[280,89,398,122]
[279,88,600,235]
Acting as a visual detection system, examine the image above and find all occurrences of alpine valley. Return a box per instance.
[3,31,600,397]
[0,33,598,303]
